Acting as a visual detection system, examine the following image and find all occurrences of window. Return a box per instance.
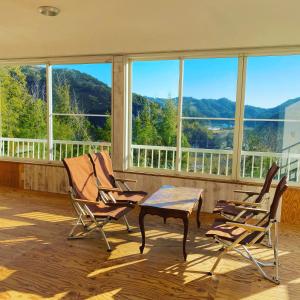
[242,55,300,182]
[129,54,300,184]
[0,65,47,159]
[181,58,238,176]
[129,57,239,177]
[131,60,179,169]
[0,62,112,161]
[52,63,112,160]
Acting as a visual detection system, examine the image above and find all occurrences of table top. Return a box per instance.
[140,186,203,213]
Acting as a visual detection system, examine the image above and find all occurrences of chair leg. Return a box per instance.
[208,251,225,275]
[242,245,280,284]
[68,215,86,238]
[123,216,132,233]
[273,222,280,283]
[98,227,112,252]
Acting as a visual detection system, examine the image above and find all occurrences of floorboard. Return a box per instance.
[0,187,299,299]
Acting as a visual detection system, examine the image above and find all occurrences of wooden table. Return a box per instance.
[139,186,204,260]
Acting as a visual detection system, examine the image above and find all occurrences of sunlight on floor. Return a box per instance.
[0,267,16,281]
[0,206,10,211]
[88,258,147,278]
[0,236,40,245]
[0,217,34,229]
[15,212,74,223]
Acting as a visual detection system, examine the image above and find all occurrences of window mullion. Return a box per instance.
[46,64,53,161]
[176,58,184,172]
[126,60,133,170]
[232,56,247,180]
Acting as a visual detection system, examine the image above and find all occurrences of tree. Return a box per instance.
[0,66,47,139]
[97,115,111,142]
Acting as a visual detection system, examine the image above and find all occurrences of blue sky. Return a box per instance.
[53,63,112,87]
[53,55,300,109]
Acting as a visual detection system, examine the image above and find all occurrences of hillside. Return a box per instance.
[22,65,300,121]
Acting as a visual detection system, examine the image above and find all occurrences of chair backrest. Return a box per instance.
[243,176,287,245]
[63,155,99,202]
[89,151,116,188]
[268,175,288,221]
[255,163,279,203]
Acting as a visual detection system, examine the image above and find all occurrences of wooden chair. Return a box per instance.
[206,176,287,284]
[213,163,279,223]
[89,151,147,204]
[63,155,134,252]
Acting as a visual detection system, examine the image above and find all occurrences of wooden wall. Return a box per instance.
[0,160,299,224]
[0,161,24,188]
[281,187,300,225]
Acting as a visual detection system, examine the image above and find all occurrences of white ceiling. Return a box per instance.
[1,0,300,59]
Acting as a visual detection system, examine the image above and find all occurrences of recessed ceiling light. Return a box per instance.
[38,6,60,17]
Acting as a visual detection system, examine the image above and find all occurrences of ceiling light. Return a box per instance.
[38,6,60,17]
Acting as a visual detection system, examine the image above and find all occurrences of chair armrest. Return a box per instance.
[72,198,97,205]
[234,190,260,196]
[222,200,261,206]
[115,178,137,183]
[225,222,266,232]
[98,186,122,192]
[233,206,269,214]
[106,201,134,208]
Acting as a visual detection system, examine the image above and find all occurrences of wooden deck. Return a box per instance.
[0,187,300,299]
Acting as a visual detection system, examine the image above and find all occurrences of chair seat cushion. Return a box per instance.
[213,201,254,221]
[205,219,247,243]
[87,202,133,220]
[112,191,147,203]
[213,200,229,213]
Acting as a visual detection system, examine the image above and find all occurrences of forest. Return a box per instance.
[0,65,298,155]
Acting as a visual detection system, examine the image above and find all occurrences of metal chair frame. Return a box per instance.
[63,156,133,252]
[208,176,287,284]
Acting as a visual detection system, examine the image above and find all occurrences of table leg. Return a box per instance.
[197,194,203,228]
[139,208,146,254]
[183,214,189,261]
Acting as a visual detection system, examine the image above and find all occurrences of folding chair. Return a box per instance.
[213,163,279,223]
[63,155,134,252]
[206,176,287,284]
[89,151,147,204]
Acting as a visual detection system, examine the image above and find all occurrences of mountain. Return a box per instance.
[22,66,300,121]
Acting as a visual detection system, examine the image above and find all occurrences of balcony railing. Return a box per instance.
[0,138,299,183]
[131,144,300,182]
[0,137,111,161]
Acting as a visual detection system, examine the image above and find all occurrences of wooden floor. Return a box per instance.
[0,187,300,299]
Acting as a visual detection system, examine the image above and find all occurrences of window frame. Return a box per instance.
[0,56,113,163]
[126,51,300,186]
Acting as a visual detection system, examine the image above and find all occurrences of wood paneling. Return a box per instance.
[0,187,299,299]
[115,171,265,213]
[281,187,300,225]
[2,160,299,224]
[0,161,24,188]
[24,164,68,194]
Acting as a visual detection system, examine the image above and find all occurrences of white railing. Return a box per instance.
[1,138,299,182]
[131,144,232,175]
[131,144,300,182]
[0,137,111,161]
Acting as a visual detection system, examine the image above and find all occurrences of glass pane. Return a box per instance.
[181,120,234,175]
[245,55,300,120]
[0,65,47,159]
[52,63,112,114]
[53,115,111,142]
[53,115,111,161]
[242,120,300,183]
[183,58,238,118]
[131,60,179,170]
